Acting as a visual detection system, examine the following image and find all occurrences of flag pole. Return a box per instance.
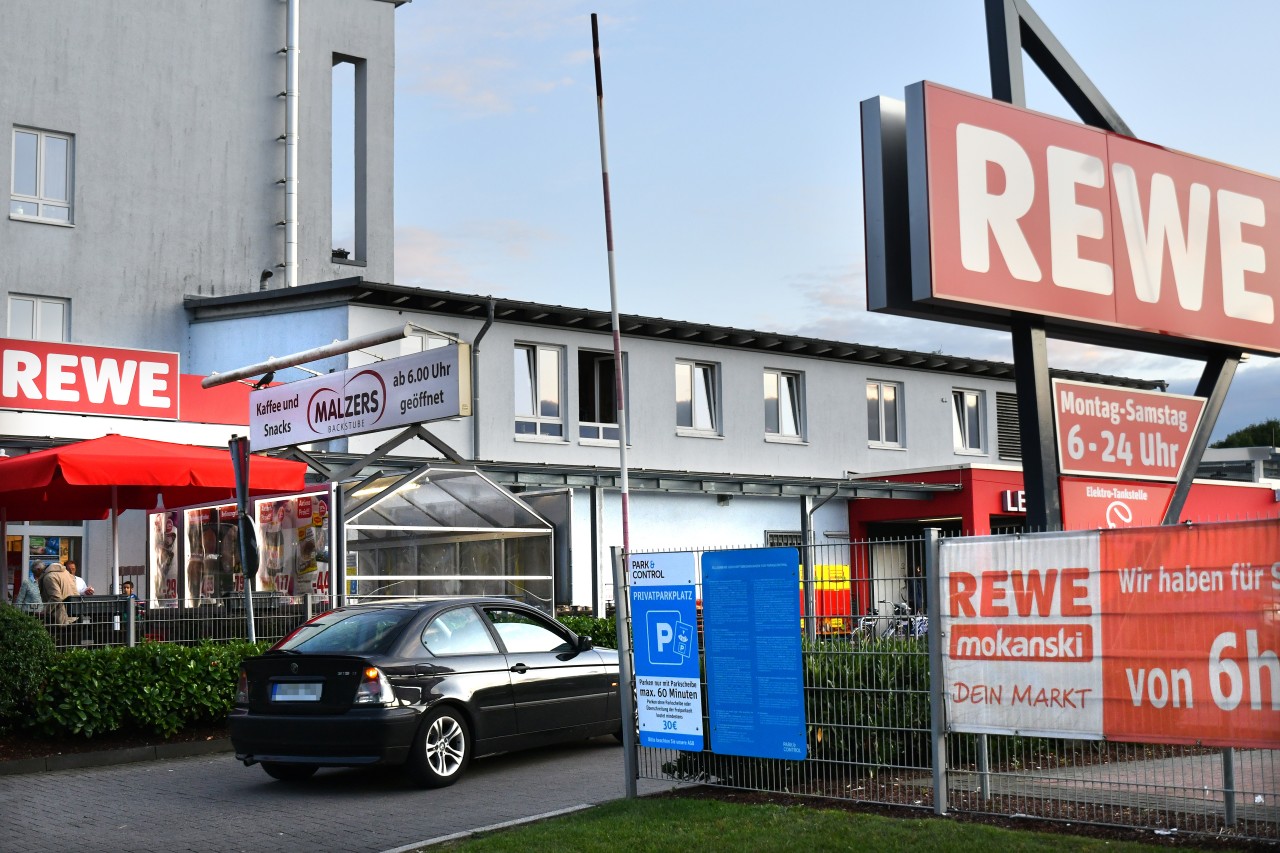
[591,13,632,566]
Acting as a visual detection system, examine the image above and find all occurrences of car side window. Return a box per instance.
[422,607,499,656]
[485,608,574,654]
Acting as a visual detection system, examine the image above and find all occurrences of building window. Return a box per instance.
[514,344,563,437]
[578,350,627,442]
[866,381,902,447]
[11,127,73,223]
[331,56,367,263]
[952,389,985,453]
[675,360,718,434]
[764,369,803,439]
[8,294,68,341]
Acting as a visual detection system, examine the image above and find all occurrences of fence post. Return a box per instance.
[306,593,314,622]
[801,496,817,643]
[127,599,136,648]
[1223,747,1237,827]
[925,527,947,816]
[611,546,637,800]
[977,734,991,800]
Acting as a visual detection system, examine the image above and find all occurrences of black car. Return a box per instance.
[229,597,621,787]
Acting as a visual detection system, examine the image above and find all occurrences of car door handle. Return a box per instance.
[509,663,528,674]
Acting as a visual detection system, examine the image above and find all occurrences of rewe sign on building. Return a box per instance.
[0,338,179,419]
[866,82,1280,356]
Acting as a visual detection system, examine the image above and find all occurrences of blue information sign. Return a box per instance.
[629,552,704,751]
[702,548,807,760]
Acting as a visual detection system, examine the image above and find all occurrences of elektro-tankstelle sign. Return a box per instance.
[249,344,472,450]
[864,82,1280,356]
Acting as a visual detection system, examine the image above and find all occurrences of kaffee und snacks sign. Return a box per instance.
[900,82,1279,355]
[941,519,1279,748]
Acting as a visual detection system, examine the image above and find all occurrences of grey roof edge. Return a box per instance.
[183,278,1164,390]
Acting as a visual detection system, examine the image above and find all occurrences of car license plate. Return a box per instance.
[271,682,322,702]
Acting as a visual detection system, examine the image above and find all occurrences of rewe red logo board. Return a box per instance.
[913,82,1280,355]
[0,338,179,419]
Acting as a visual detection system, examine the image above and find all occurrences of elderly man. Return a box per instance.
[37,560,79,625]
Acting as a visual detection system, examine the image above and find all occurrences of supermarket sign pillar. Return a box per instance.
[862,0,1274,528]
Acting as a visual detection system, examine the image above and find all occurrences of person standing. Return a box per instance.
[15,563,44,614]
[38,560,78,624]
[66,560,94,596]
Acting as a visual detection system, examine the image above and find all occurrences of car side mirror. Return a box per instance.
[576,635,594,652]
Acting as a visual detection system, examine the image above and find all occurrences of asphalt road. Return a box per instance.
[0,737,675,853]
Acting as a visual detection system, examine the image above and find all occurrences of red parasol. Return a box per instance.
[0,434,309,591]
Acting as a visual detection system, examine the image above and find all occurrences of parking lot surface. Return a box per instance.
[0,737,674,853]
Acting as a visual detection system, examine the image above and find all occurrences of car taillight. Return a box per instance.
[353,666,394,706]
[235,668,249,705]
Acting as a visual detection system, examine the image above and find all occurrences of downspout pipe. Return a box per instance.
[284,0,300,287]
[470,298,496,460]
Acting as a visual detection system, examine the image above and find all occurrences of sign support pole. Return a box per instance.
[1011,316,1062,531]
[610,546,637,799]
[1162,352,1239,523]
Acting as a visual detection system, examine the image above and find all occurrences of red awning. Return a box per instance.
[0,434,308,522]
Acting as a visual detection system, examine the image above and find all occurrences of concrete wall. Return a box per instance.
[0,0,397,355]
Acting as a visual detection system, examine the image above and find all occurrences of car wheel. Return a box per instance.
[407,705,471,788]
[261,762,318,782]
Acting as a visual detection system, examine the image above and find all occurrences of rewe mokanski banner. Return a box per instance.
[941,519,1279,748]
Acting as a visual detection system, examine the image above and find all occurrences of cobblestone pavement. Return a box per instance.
[0,737,676,853]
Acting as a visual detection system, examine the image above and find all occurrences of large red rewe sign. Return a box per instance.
[883,82,1280,355]
[0,338,179,419]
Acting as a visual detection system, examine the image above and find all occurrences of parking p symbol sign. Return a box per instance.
[647,610,683,665]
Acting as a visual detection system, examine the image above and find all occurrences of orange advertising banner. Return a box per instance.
[1100,520,1280,748]
[940,519,1280,748]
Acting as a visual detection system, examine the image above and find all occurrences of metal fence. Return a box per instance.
[630,539,1279,843]
[38,594,324,650]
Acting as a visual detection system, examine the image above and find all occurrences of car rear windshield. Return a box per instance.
[277,608,417,655]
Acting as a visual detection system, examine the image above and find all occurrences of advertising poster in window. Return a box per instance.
[939,519,1279,748]
[184,504,243,602]
[256,493,330,597]
[149,511,181,605]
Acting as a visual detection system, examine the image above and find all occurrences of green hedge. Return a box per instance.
[0,607,56,731]
[0,635,271,739]
[664,636,931,783]
[559,615,618,649]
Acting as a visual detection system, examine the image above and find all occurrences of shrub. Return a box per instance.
[29,639,269,738]
[0,606,56,730]
[559,615,618,649]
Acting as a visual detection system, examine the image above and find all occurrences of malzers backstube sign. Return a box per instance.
[864,82,1280,356]
[249,344,472,450]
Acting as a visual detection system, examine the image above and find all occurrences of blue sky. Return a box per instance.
[385,0,1280,441]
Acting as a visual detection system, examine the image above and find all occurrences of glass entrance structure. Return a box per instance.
[342,467,555,612]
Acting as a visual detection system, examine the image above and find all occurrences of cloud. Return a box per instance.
[396,2,593,117]
[394,227,473,289]
[395,221,561,292]
[1203,356,1280,441]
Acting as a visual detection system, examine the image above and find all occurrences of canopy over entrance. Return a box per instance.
[343,466,554,610]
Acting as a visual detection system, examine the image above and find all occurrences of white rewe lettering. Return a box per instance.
[136,361,172,408]
[80,357,138,405]
[1218,189,1274,323]
[1047,145,1112,295]
[1,350,41,399]
[953,124,1275,325]
[45,353,79,402]
[956,123,1040,281]
[1112,165,1210,311]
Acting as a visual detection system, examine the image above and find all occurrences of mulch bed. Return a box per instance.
[0,722,229,764]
